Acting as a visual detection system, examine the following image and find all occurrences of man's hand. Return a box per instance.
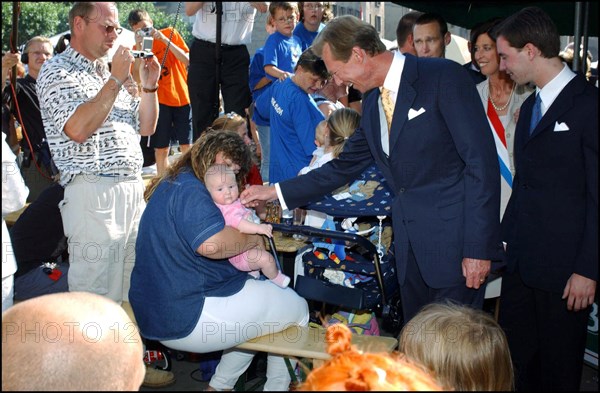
[138,54,160,88]
[111,45,134,82]
[2,52,20,70]
[562,273,596,311]
[462,257,491,289]
[240,185,278,208]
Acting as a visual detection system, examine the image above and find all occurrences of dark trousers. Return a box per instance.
[188,39,252,140]
[399,245,486,324]
[498,270,589,391]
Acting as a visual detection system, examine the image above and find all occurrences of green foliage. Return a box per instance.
[2,2,192,53]
[2,2,70,52]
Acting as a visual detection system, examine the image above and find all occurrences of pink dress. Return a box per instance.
[215,200,259,271]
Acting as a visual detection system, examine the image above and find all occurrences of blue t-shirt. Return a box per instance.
[129,170,248,341]
[249,47,268,102]
[252,82,274,127]
[263,32,302,82]
[256,78,325,183]
[293,22,325,51]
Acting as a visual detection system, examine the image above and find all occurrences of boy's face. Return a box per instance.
[273,8,297,37]
[302,3,324,29]
[130,19,153,45]
[206,170,239,206]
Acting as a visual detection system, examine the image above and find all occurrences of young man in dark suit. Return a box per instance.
[494,7,598,391]
[241,15,503,324]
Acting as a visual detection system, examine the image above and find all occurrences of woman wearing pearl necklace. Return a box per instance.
[472,18,534,219]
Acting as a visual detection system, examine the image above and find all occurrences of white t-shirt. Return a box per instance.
[191,2,258,45]
[2,134,29,280]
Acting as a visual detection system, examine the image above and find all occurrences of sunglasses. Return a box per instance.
[84,17,123,36]
[99,23,123,35]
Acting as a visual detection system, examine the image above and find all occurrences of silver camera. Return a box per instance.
[131,37,153,59]
[131,51,153,59]
[137,27,154,37]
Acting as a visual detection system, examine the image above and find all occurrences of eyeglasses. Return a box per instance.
[276,16,297,24]
[85,17,123,35]
[99,24,123,35]
[304,3,324,11]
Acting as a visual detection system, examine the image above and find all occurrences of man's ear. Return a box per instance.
[444,32,451,46]
[523,43,539,60]
[352,47,366,64]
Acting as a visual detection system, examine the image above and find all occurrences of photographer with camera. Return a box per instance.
[2,37,57,202]
[128,9,192,176]
[36,0,159,320]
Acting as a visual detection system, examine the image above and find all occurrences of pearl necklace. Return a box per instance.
[489,82,516,112]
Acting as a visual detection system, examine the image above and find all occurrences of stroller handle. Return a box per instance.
[271,223,378,255]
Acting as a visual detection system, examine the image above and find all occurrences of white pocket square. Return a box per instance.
[553,122,570,131]
[408,107,426,120]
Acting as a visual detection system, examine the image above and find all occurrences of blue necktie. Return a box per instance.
[529,93,542,135]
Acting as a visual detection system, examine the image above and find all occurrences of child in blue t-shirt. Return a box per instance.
[263,2,302,82]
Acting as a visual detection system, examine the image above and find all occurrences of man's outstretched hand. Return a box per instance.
[241,185,278,208]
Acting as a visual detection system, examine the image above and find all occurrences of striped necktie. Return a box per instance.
[381,87,394,132]
[529,93,542,135]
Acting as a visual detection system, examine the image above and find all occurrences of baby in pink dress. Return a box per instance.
[205,164,290,288]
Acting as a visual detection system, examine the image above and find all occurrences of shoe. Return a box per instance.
[142,366,176,388]
[142,164,157,175]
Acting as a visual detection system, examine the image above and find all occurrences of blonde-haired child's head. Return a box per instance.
[315,120,328,148]
[327,108,361,158]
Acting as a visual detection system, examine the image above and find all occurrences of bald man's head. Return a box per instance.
[2,292,145,391]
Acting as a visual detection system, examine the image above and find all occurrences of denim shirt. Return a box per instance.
[129,170,248,340]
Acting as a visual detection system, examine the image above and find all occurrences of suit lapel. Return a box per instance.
[527,75,582,142]
[389,55,417,151]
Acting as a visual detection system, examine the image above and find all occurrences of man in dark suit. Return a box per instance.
[241,15,503,324]
[493,7,598,392]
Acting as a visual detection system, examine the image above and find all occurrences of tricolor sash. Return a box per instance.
[487,99,513,188]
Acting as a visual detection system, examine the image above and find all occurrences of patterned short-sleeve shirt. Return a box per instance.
[37,47,142,186]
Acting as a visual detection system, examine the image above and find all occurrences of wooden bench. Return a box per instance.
[237,325,398,368]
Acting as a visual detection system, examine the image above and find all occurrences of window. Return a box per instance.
[375,16,381,33]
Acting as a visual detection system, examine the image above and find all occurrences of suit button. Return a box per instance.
[399,188,405,193]
[522,184,528,189]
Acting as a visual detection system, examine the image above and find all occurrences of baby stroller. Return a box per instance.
[271,164,403,334]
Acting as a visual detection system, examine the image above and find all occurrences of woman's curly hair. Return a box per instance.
[144,128,251,201]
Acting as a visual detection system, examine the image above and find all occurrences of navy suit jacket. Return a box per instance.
[501,74,598,293]
[279,54,503,289]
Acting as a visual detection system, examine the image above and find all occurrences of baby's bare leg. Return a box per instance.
[245,248,278,280]
[245,245,290,288]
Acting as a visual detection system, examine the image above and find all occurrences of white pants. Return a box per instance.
[60,175,145,303]
[2,275,14,312]
[162,279,309,391]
